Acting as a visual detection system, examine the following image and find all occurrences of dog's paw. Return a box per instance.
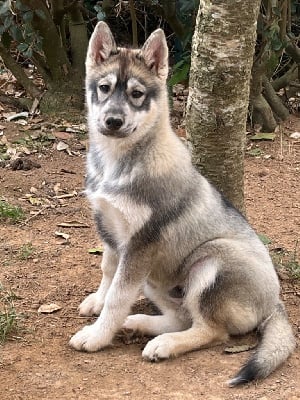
[78,292,104,316]
[122,314,148,333]
[142,334,175,361]
[69,324,110,352]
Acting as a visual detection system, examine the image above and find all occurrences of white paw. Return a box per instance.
[122,314,148,332]
[142,334,175,361]
[78,292,104,316]
[69,324,110,352]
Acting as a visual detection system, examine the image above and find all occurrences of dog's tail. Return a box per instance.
[228,302,296,387]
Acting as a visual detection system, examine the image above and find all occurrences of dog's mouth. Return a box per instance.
[100,126,136,138]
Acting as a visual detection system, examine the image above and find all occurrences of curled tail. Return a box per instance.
[228,302,296,387]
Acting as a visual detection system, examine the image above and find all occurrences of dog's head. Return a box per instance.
[85,22,169,140]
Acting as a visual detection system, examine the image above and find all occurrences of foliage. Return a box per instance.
[0,0,299,116]
[272,242,300,280]
[0,284,20,343]
[0,0,43,59]
[0,199,24,223]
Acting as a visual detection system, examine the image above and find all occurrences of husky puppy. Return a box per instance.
[69,22,295,386]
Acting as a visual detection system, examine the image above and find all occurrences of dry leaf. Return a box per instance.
[224,344,257,354]
[290,132,300,139]
[55,231,70,240]
[53,183,61,196]
[56,141,69,151]
[38,303,62,314]
[28,196,43,205]
[53,131,74,140]
[57,220,89,228]
[6,111,29,121]
[54,191,77,199]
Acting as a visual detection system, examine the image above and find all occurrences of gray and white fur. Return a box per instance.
[69,22,296,386]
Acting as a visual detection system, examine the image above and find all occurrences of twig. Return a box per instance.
[22,205,51,225]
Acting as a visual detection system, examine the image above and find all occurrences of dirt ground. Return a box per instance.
[0,109,299,400]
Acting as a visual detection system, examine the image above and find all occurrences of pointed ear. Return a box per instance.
[142,29,168,80]
[86,21,117,66]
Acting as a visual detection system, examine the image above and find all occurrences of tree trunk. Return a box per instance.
[68,3,89,82]
[185,0,260,212]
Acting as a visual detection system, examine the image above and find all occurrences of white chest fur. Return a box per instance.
[88,178,152,246]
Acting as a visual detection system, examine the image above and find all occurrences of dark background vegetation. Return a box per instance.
[0,0,299,130]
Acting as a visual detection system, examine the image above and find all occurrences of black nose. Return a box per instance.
[105,117,124,130]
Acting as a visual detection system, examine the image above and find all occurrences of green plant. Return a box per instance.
[286,241,300,279]
[0,284,20,343]
[18,243,34,260]
[272,241,300,279]
[0,199,24,223]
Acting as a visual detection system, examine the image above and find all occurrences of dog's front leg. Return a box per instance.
[78,245,119,316]
[69,253,146,352]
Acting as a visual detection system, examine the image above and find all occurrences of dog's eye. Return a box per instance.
[131,90,144,99]
[99,84,110,94]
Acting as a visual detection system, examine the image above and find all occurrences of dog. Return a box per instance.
[69,21,295,386]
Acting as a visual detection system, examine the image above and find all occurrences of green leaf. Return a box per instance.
[34,9,46,20]
[249,133,275,141]
[246,148,263,157]
[88,247,104,255]
[3,13,13,30]
[0,0,10,16]
[17,42,28,52]
[23,10,33,23]
[23,47,33,58]
[258,234,272,245]
[168,62,190,86]
[9,25,23,42]
[15,0,30,12]
[1,31,12,48]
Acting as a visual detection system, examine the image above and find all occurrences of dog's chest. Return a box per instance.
[87,166,152,246]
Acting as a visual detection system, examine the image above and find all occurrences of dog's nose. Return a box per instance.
[105,117,124,130]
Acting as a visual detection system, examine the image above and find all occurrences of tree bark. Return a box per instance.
[185,0,260,213]
[272,64,297,92]
[262,75,289,121]
[22,0,71,84]
[68,1,89,82]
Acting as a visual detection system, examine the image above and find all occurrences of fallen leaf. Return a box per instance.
[224,344,257,354]
[14,119,28,126]
[290,131,300,139]
[54,190,77,199]
[57,221,89,228]
[6,111,29,121]
[38,303,62,314]
[258,233,272,245]
[53,183,61,196]
[56,141,69,151]
[55,231,70,240]
[53,131,74,140]
[88,246,104,254]
[28,196,43,205]
[249,133,275,141]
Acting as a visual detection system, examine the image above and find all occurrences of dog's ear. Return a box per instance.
[86,21,117,66]
[142,29,168,80]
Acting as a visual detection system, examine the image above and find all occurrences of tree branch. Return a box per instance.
[0,42,42,99]
[129,0,138,47]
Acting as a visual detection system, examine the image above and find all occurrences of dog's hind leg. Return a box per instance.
[142,255,228,360]
[123,282,190,335]
[79,245,119,316]
[123,314,186,336]
[142,318,228,361]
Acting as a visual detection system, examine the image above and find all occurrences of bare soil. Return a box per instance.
[0,112,299,400]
